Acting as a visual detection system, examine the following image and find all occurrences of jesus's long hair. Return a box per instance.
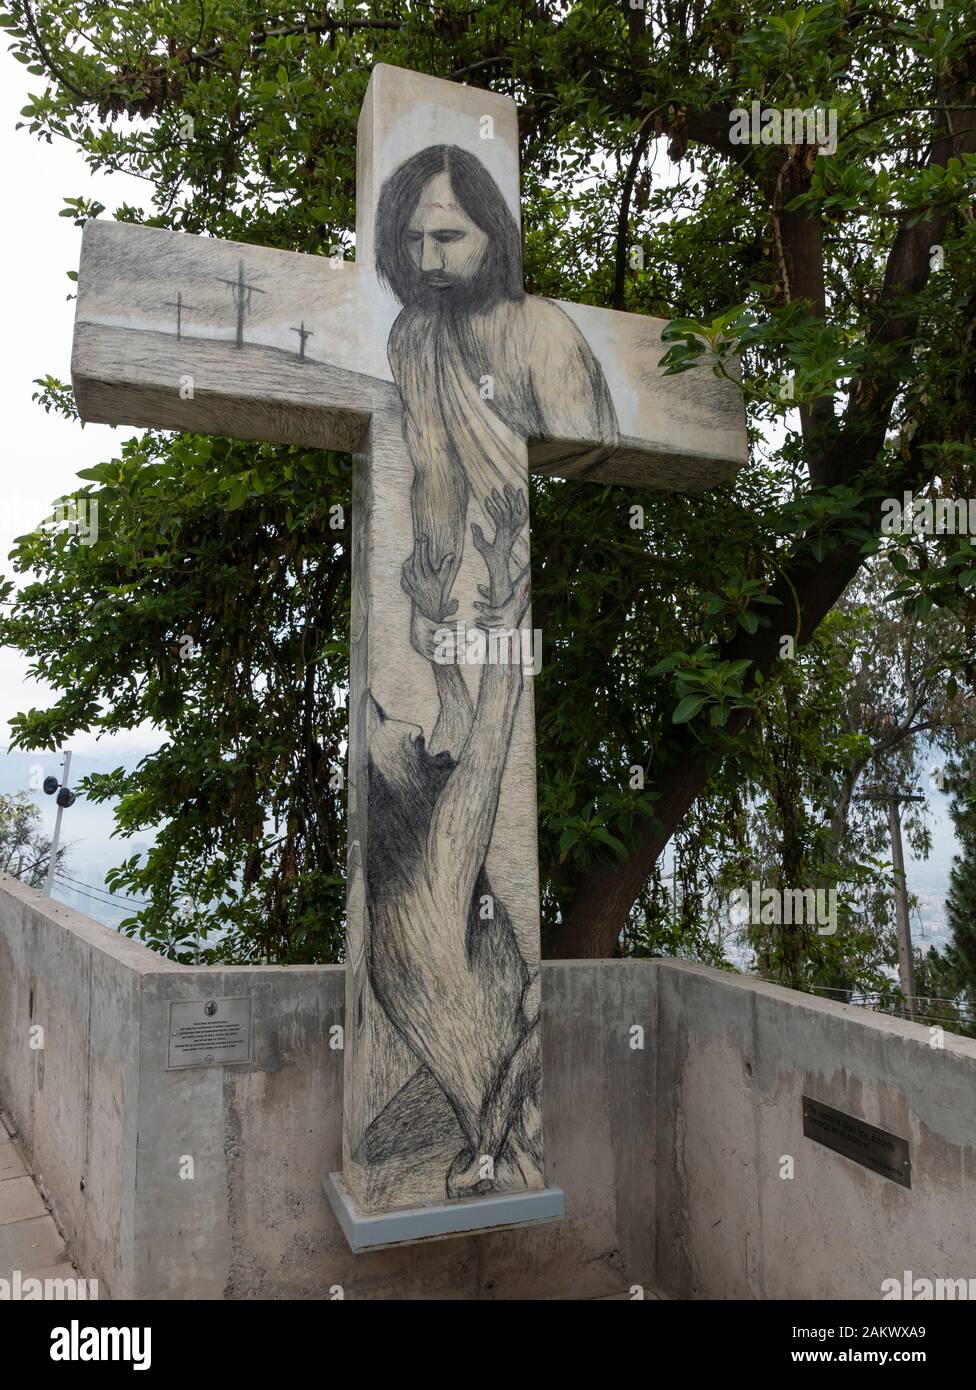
[374,144,524,310]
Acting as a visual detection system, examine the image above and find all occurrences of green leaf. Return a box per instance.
[591,827,629,859]
[76,463,117,483]
[673,695,708,724]
[557,828,579,859]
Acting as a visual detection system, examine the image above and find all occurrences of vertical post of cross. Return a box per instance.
[330,66,560,1247]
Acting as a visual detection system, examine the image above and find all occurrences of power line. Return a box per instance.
[54,874,146,912]
[54,868,147,905]
[54,879,132,913]
[55,876,139,912]
[809,983,972,1010]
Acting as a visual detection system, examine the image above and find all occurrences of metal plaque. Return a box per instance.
[803,1095,911,1188]
[167,996,252,1069]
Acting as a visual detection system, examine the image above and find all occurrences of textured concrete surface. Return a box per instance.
[129,957,656,1299]
[0,1137,28,1181]
[2,874,975,1301]
[0,1106,81,1294]
[0,877,657,1299]
[654,962,976,1300]
[0,874,179,1296]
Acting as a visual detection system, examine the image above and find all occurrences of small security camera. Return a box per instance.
[56,788,76,809]
[42,776,60,796]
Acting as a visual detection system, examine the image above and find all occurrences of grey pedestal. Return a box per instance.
[324,1172,565,1253]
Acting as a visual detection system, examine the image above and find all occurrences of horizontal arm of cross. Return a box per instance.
[73,220,393,453]
[72,218,746,488]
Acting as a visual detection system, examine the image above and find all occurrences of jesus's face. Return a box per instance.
[404,172,489,303]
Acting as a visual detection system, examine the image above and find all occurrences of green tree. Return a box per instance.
[946,751,976,1024]
[1,0,974,962]
[0,791,60,888]
[913,942,971,1039]
[622,573,973,995]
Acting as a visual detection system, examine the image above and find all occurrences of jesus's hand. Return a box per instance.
[400,534,458,622]
[401,535,462,666]
[470,486,528,605]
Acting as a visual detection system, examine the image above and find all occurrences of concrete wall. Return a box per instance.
[0,876,656,1299]
[2,875,974,1300]
[0,875,181,1295]
[654,962,976,1300]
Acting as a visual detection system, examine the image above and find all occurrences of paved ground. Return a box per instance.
[0,1109,82,1295]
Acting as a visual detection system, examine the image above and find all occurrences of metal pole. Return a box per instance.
[44,749,71,897]
[853,788,925,1022]
[888,794,917,1021]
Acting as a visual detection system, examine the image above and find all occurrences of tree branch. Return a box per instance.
[612,112,658,310]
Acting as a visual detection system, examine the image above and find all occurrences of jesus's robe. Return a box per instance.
[387,293,619,594]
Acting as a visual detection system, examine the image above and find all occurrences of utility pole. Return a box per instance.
[888,793,923,1022]
[219,259,265,348]
[43,750,73,897]
[855,789,926,1021]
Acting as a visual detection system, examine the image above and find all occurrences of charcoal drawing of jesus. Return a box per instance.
[355,143,618,1202]
[376,143,618,594]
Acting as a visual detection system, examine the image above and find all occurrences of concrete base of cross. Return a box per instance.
[323,1171,565,1253]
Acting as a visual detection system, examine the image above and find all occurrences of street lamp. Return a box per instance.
[42,750,76,896]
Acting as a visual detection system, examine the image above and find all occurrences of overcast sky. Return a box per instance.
[0,50,958,940]
[0,54,149,760]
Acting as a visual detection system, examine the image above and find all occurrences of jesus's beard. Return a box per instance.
[406,264,506,317]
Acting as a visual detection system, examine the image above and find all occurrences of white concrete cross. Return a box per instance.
[71,63,746,1248]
